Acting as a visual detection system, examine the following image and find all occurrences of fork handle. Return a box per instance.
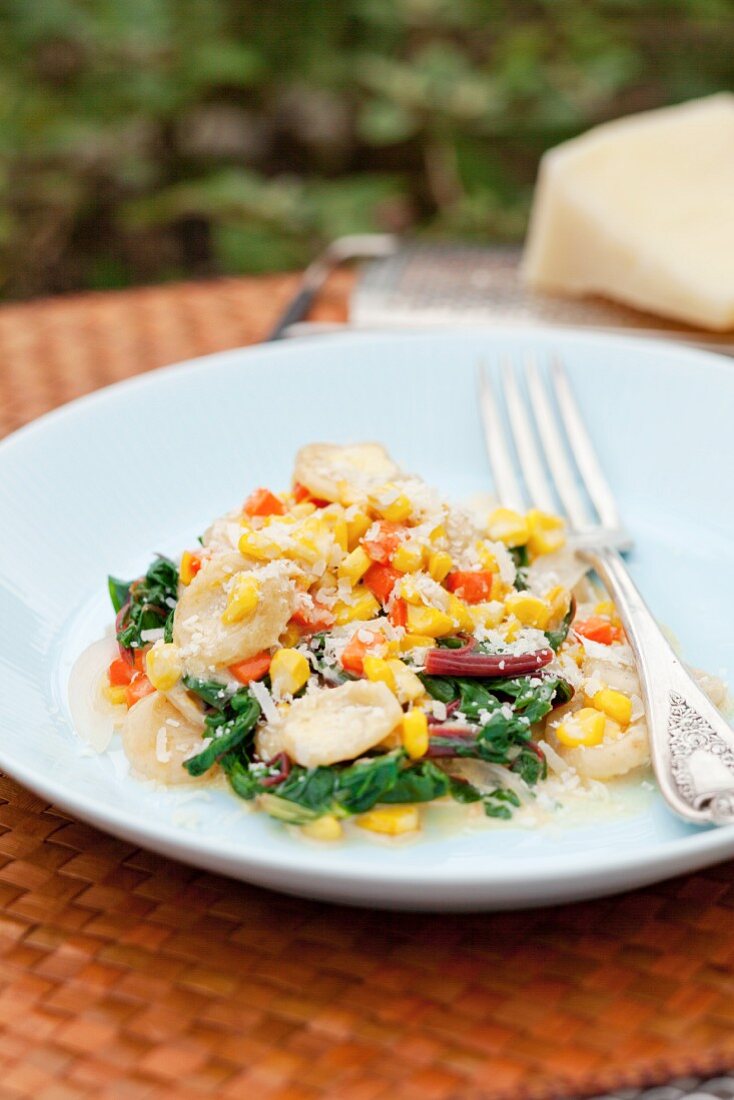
[580,545,734,827]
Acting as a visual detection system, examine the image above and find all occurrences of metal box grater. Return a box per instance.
[351,243,734,354]
[268,236,734,355]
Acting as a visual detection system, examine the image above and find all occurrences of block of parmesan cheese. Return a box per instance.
[522,94,734,331]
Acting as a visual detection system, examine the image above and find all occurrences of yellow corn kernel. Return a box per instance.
[556,707,606,747]
[592,688,632,727]
[289,501,317,519]
[487,508,529,547]
[406,604,455,638]
[387,659,425,703]
[545,585,570,620]
[362,655,397,693]
[447,594,473,632]
[392,542,424,574]
[270,648,310,697]
[594,599,622,627]
[468,601,504,630]
[279,623,302,647]
[527,509,565,555]
[475,541,499,572]
[371,484,412,523]
[399,633,435,652]
[301,814,343,841]
[103,683,127,706]
[428,550,453,582]
[331,517,348,553]
[238,529,279,561]
[322,506,348,552]
[401,707,429,759]
[500,616,521,642]
[291,536,324,566]
[145,643,183,692]
[504,592,551,630]
[346,509,372,549]
[180,550,200,586]
[429,523,447,544]
[398,576,423,605]
[338,546,372,585]
[357,805,420,836]
[222,573,260,625]
[333,587,380,625]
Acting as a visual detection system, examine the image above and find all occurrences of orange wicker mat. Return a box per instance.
[0,275,732,1100]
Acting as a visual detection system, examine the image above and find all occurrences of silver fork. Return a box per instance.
[478,356,734,827]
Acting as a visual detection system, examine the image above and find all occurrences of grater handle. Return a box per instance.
[266,234,398,341]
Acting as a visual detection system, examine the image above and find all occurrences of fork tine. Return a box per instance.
[550,358,623,531]
[525,359,593,531]
[501,356,557,513]
[476,364,524,511]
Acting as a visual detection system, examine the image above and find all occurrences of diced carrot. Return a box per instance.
[364,562,401,604]
[125,673,155,708]
[243,488,285,517]
[180,550,202,585]
[290,604,335,635]
[292,481,329,508]
[574,617,625,645]
[229,651,272,684]
[388,598,407,629]
[362,521,406,564]
[340,629,385,676]
[445,570,494,604]
[108,657,134,686]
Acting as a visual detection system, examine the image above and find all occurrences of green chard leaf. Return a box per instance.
[545,597,576,653]
[108,576,131,614]
[220,753,263,800]
[510,545,529,590]
[380,759,451,803]
[183,675,235,711]
[184,696,261,777]
[114,555,179,651]
[419,674,459,706]
[483,788,521,820]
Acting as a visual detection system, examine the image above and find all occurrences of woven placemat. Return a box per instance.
[0,275,732,1100]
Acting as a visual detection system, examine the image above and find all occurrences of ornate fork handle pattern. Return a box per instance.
[582,545,734,826]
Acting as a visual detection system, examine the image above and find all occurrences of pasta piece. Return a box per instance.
[173,553,296,676]
[257,680,402,768]
[201,510,244,553]
[294,442,400,504]
[562,723,650,780]
[122,692,208,784]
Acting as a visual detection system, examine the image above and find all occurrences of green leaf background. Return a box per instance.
[1,0,731,297]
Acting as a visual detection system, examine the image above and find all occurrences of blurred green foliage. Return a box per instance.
[1,0,732,297]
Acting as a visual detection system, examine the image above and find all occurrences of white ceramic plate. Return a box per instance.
[1,327,733,910]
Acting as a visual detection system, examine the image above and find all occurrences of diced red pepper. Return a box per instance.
[125,673,155,708]
[340,629,385,676]
[364,562,401,604]
[388,598,407,629]
[108,657,134,686]
[180,550,203,584]
[445,570,494,604]
[243,488,285,517]
[292,481,330,508]
[229,651,272,684]
[574,617,625,645]
[290,603,335,635]
[362,521,406,564]
[132,647,149,673]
